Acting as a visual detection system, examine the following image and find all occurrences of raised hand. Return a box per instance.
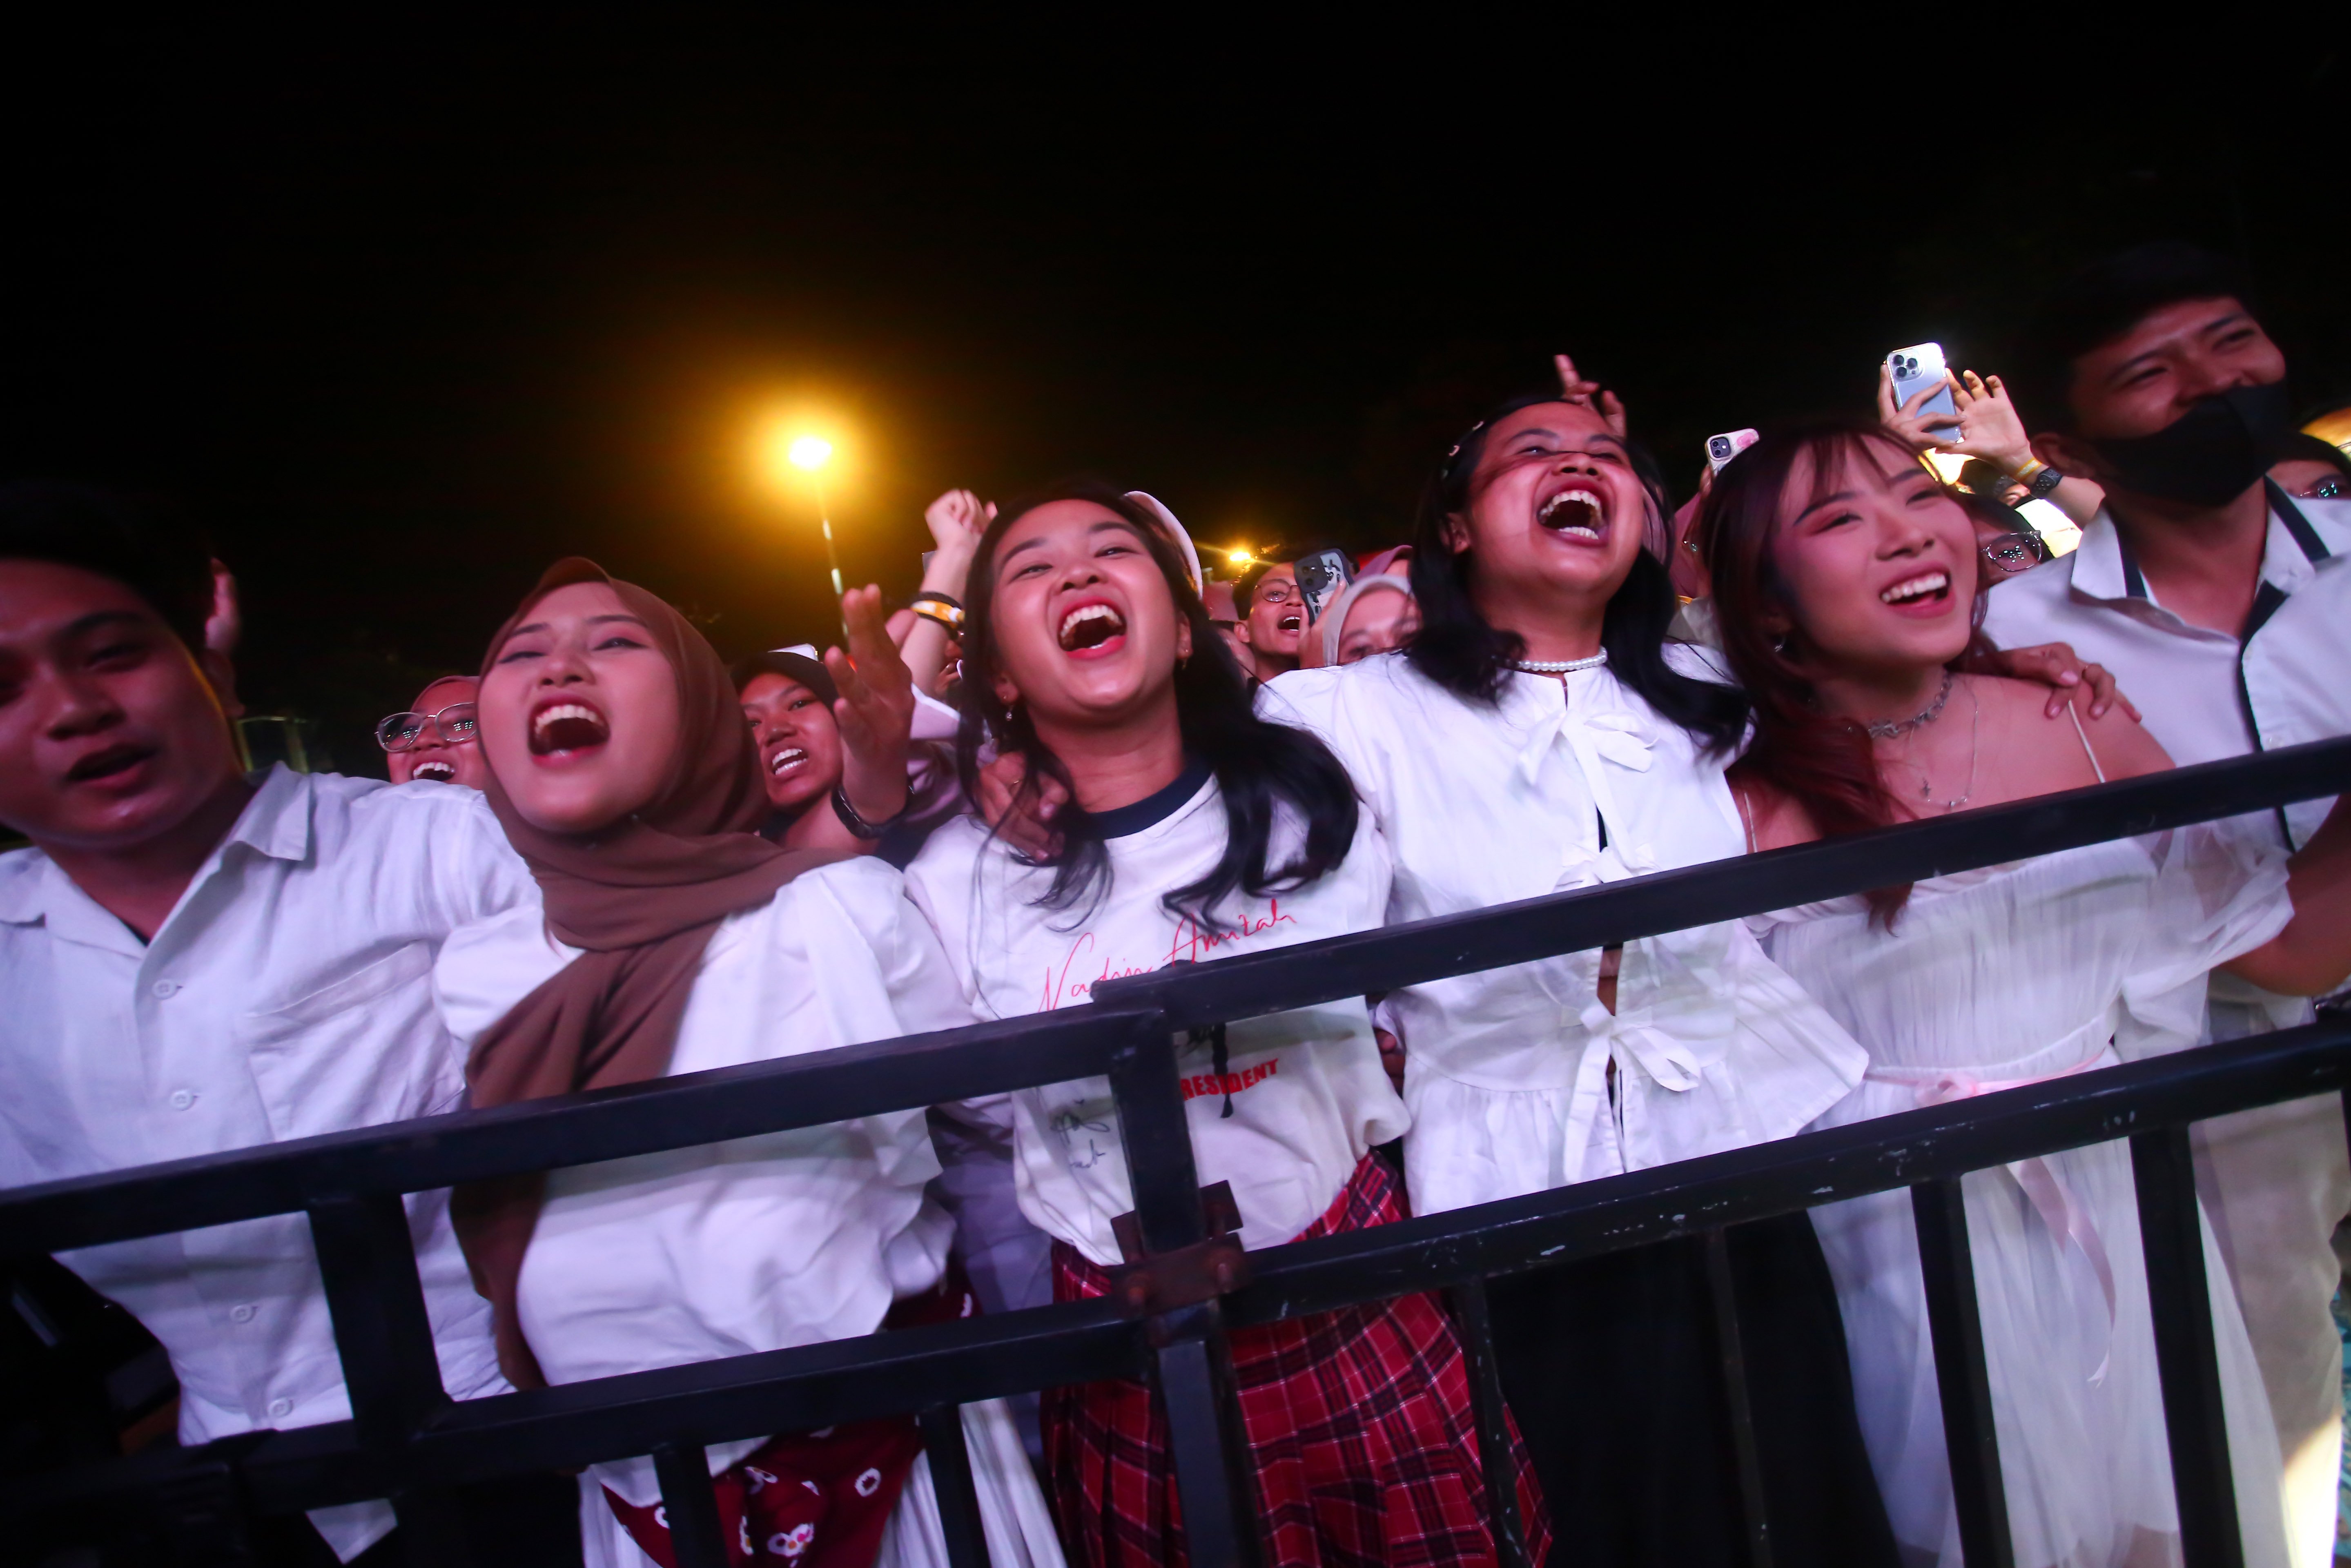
[1942,371,2038,474]
[924,489,995,566]
[1554,352,1628,437]
[825,584,916,828]
[975,751,1068,862]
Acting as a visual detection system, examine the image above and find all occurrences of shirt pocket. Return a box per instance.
[240,941,460,1142]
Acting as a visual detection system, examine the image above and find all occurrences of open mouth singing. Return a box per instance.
[530,700,611,757]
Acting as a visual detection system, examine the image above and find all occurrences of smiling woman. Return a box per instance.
[1262,388,1899,1568]
[1698,420,2351,1568]
[448,557,1067,1568]
[906,482,1549,1568]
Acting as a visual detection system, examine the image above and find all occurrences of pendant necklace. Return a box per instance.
[1513,652,1608,674]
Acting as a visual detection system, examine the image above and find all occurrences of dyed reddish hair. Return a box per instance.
[1693,418,1995,926]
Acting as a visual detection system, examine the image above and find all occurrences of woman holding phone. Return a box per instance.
[1696,419,2351,1568]
[1261,392,1899,1568]
[437,560,1063,1568]
[903,482,1548,1568]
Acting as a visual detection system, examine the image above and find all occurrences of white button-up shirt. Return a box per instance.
[1982,486,2350,852]
[0,766,533,1559]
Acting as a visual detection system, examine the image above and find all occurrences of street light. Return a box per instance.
[759,423,847,639]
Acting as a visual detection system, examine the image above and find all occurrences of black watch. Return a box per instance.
[2028,465,2065,499]
[831,785,906,840]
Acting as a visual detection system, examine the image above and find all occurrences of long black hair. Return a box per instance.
[1405,393,1749,754]
[956,479,1360,929]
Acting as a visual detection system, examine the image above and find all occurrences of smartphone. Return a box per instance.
[1888,343,1959,438]
[1705,429,1758,473]
[1293,548,1357,625]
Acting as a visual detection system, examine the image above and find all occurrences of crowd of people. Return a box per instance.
[4,239,2350,1568]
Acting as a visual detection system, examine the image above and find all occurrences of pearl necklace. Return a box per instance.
[1512,653,1608,674]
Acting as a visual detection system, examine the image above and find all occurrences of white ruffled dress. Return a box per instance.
[1752,827,2298,1568]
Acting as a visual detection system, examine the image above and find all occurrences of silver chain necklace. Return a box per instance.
[1862,669,1954,739]
[1512,652,1608,674]
[1880,678,1981,812]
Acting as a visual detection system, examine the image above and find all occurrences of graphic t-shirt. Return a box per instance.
[905,768,1407,1267]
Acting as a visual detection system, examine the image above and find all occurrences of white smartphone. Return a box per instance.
[1888,343,1959,437]
[1705,429,1758,472]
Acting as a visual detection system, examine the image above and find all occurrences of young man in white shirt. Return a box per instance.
[0,486,564,1565]
[1982,243,2351,1568]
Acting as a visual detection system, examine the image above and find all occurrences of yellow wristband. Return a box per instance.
[2010,457,2048,484]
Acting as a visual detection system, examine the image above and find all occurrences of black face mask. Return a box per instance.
[2088,381,2294,508]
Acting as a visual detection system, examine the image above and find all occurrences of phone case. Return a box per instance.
[1705,429,1759,473]
[1889,343,1959,435]
[1294,550,1355,625]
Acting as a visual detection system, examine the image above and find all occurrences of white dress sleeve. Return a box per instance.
[2115,820,2296,1060]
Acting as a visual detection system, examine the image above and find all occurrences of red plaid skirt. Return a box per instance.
[1043,1155,1552,1568]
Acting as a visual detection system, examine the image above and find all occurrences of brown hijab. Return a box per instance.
[453,557,842,1386]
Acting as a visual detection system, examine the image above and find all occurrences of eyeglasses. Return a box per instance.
[2300,477,2342,500]
[1978,533,2043,576]
[1254,583,1296,608]
[375,702,480,752]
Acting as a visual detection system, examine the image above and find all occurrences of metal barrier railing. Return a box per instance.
[4,736,2347,1568]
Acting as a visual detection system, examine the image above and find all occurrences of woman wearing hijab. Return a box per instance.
[903,483,1549,1568]
[438,559,1063,1568]
[1261,393,1900,1568]
[1312,570,1420,668]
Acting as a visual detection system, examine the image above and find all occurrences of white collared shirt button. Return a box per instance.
[168,1089,196,1111]
[151,979,180,998]
[266,1398,293,1419]
[230,1304,256,1323]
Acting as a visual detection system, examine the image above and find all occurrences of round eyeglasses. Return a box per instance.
[375,702,480,753]
[1978,533,2043,577]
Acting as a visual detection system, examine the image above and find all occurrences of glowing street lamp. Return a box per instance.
[783,435,845,601]
[758,422,848,638]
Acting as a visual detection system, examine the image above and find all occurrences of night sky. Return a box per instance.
[6,19,2343,774]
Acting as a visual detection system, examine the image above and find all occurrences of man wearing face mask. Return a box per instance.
[1986,241,2351,1568]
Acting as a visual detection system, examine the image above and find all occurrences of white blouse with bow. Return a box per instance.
[1260,648,1866,1215]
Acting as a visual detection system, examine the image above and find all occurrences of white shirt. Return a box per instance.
[0,767,533,1560]
[1261,652,1866,1214]
[1982,489,2351,852]
[904,773,1408,1268]
[433,856,972,1504]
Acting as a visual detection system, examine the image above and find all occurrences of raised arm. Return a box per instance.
[782,584,916,855]
[900,488,993,699]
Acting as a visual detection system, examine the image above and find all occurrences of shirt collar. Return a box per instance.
[0,765,313,934]
[224,764,317,864]
[2070,483,2335,613]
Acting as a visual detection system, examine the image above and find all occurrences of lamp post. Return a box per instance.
[784,435,845,639]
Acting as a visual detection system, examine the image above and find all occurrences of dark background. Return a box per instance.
[5,18,2343,774]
